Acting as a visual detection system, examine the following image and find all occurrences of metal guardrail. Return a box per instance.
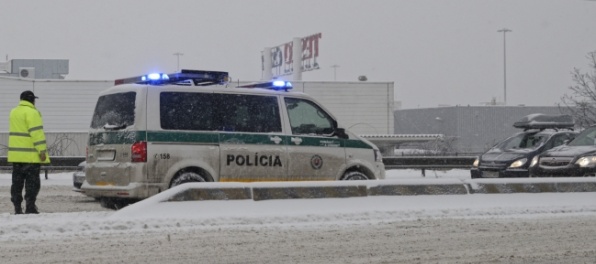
[0,156,85,167]
[382,156,476,169]
[382,156,476,176]
[0,156,475,178]
[0,156,86,179]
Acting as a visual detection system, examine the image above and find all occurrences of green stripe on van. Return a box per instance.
[294,136,342,148]
[289,136,371,149]
[219,133,287,145]
[88,131,372,149]
[344,139,373,149]
[148,131,219,144]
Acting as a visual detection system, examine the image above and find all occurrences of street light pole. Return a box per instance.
[173,52,184,71]
[497,28,511,105]
[330,64,340,81]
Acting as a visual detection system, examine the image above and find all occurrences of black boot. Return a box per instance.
[14,205,23,215]
[25,204,39,214]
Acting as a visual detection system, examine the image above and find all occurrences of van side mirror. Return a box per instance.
[335,128,349,139]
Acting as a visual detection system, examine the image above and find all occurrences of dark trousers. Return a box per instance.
[11,163,41,208]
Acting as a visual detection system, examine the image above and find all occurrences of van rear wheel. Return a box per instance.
[170,171,207,187]
[100,197,133,210]
[342,171,368,180]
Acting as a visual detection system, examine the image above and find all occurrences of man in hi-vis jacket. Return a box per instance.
[8,90,51,214]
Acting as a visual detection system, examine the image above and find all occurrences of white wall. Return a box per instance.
[0,77,113,132]
[293,81,395,135]
[0,77,395,156]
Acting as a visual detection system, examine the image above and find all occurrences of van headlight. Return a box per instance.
[530,156,539,167]
[374,149,382,162]
[508,158,527,168]
[576,156,596,167]
[472,158,479,167]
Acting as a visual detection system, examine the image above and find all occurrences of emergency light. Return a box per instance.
[114,69,229,86]
[238,80,293,91]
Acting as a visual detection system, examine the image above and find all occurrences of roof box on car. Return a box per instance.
[513,114,575,130]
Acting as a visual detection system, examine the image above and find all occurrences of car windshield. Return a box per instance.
[494,132,547,150]
[567,127,596,146]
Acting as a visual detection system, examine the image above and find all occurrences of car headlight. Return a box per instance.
[530,156,539,167]
[575,156,596,167]
[472,158,479,167]
[508,158,527,168]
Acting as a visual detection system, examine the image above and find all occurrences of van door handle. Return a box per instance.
[291,137,302,145]
[270,136,282,144]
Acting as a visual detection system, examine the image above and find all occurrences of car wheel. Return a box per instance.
[342,171,368,180]
[170,171,207,187]
[100,197,132,210]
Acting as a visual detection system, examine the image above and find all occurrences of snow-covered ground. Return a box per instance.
[1,170,596,263]
[1,169,595,239]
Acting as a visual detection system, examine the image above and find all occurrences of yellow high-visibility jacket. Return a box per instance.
[8,100,51,164]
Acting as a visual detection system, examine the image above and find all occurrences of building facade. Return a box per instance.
[394,106,571,154]
[0,76,395,156]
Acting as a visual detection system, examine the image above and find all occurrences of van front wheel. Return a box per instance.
[342,171,368,180]
[170,171,207,187]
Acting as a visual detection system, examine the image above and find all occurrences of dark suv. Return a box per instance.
[471,114,576,178]
[529,125,596,177]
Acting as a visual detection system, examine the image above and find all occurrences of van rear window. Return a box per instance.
[90,92,136,129]
[160,92,281,133]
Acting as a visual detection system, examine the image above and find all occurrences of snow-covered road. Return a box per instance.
[1,170,596,263]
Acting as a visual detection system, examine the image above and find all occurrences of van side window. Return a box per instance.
[160,92,281,133]
[91,92,136,129]
[214,94,281,133]
[160,92,215,130]
[284,97,334,135]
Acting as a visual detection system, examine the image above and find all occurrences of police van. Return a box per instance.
[81,70,385,207]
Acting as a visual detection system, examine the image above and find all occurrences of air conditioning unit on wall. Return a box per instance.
[19,67,35,79]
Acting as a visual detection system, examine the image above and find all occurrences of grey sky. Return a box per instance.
[1,0,595,109]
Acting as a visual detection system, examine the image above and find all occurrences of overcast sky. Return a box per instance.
[2,0,595,109]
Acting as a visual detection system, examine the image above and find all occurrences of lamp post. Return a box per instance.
[497,28,511,105]
[173,52,184,71]
[330,64,340,81]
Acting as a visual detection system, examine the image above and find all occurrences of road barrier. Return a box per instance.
[154,178,596,204]
[382,156,475,176]
[252,182,368,201]
[469,178,596,194]
[168,184,252,201]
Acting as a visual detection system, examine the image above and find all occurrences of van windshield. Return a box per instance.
[90,92,136,129]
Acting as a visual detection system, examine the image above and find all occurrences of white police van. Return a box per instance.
[81,70,385,207]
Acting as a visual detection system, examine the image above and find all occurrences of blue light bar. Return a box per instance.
[273,80,286,87]
[238,80,293,91]
[147,73,161,80]
[115,69,228,86]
